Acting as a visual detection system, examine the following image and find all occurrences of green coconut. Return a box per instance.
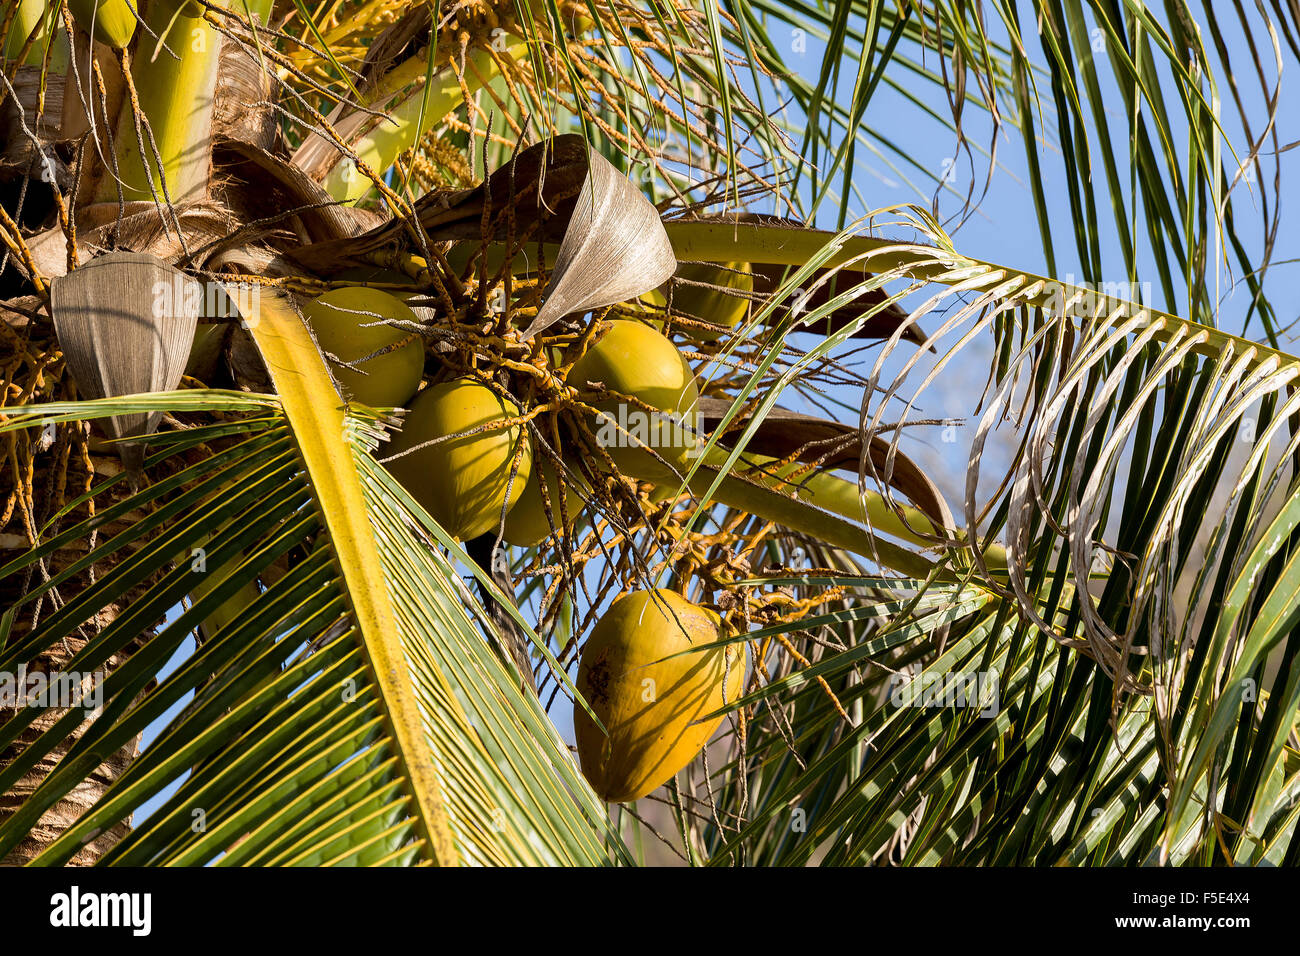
[302,286,424,408]
[669,261,753,340]
[566,320,700,483]
[386,378,533,541]
[637,261,754,341]
[502,457,590,547]
[575,589,745,803]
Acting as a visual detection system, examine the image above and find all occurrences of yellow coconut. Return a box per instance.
[386,378,532,540]
[302,286,424,408]
[575,589,745,803]
[502,457,589,547]
[68,0,138,49]
[669,261,753,340]
[566,320,700,483]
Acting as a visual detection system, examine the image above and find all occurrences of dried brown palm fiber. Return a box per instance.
[49,250,200,473]
[12,191,266,299]
[24,198,250,283]
[0,65,67,149]
[287,10,416,186]
[82,199,242,265]
[215,138,378,245]
[213,27,278,153]
[0,67,72,234]
[0,24,130,210]
[356,4,435,96]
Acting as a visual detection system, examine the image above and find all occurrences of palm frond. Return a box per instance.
[0,297,623,866]
[640,210,1300,865]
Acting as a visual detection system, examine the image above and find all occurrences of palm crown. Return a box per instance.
[0,0,1296,867]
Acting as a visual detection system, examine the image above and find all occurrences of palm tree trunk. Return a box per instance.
[0,610,141,866]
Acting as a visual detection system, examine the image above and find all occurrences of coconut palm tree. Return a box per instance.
[0,0,1297,866]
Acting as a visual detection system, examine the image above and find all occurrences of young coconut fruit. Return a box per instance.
[575,589,745,803]
[670,261,753,340]
[386,378,533,541]
[502,457,590,547]
[301,286,424,408]
[638,261,753,341]
[566,320,700,483]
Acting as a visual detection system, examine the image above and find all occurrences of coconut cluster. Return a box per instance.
[304,293,704,543]
[301,281,744,803]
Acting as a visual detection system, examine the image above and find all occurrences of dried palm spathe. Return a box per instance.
[50,251,200,472]
[523,146,676,339]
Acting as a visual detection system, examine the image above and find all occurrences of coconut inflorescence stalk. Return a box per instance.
[501,457,590,548]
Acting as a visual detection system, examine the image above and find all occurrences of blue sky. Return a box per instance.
[782,6,1299,329]
[758,6,1300,512]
